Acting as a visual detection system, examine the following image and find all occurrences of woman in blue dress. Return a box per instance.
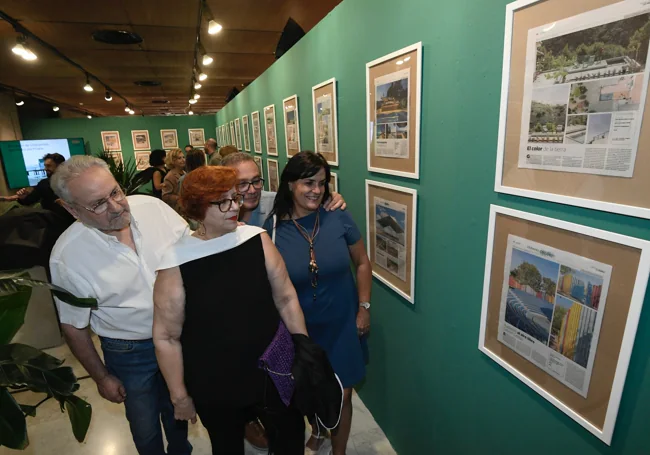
[263,151,372,455]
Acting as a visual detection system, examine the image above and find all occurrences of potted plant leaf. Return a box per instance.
[0,270,97,450]
[96,151,153,196]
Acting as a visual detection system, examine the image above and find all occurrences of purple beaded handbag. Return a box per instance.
[258,322,295,407]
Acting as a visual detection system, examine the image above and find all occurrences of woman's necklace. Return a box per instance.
[292,211,320,301]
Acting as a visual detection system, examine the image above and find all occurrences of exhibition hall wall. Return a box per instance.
[216,0,650,453]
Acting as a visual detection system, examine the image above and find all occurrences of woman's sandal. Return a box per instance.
[305,432,330,454]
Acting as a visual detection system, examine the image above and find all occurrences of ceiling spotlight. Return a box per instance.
[15,100,24,106]
[189,98,197,104]
[198,72,207,81]
[193,93,200,100]
[22,48,37,61]
[87,115,92,119]
[194,81,202,90]
[12,36,37,61]
[188,110,194,115]
[83,75,93,92]
[202,54,213,66]
[53,106,59,112]
[105,90,112,101]
[125,105,130,112]
[11,42,26,57]
[198,43,213,66]
[208,20,222,35]
[128,109,135,115]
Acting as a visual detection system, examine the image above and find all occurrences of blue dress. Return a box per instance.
[264,208,366,387]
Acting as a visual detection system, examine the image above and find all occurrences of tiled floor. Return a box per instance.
[0,338,396,455]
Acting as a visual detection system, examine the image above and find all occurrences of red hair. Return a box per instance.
[180,166,237,220]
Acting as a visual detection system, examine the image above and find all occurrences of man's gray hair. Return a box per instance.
[51,155,110,203]
[221,152,255,168]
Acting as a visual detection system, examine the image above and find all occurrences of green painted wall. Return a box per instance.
[217,0,650,453]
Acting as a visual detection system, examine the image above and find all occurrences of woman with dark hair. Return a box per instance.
[263,151,372,455]
[154,166,309,454]
[149,149,167,199]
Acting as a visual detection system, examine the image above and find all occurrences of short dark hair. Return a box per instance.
[184,145,193,150]
[149,149,166,166]
[185,148,206,173]
[269,151,331,222]
[43,153,65,165]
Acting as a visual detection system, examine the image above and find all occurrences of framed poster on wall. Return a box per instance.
[312,78,339,166]
[254,156,263,175]
[100,131,121,152]
[230,121,236,146]
[495,0,650,219]
[234,117,242,150]
[243,115,251,152]
[161,129,178,149]
[264,104,279,156]
[131,130,150,151]
[135,151,151,171]
[329,171,338,193]
[267,158,279,192]
[283,95,301,157]
[478,205,650,445]
[188,128,205,147]
[365,180,417,303]
[107,151,123,166]
[366,42,422,179]
[252,111,263,154]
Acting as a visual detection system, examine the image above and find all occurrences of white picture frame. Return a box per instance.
[160,129,178,149]
[234,117,242,150]
[267,158,279,192]
[188,128,205,147]
[479,204,650,445]
[494,0,650,219]
[243,115,251,152]
[131,130,150,151]
[230,121,236,146]
[365,179,418,303]
[100,131,121,152]
[312,77,339,166]
[254,155,263,175]
[283,94,301,157]
[366,42,422,179]
[107,151,123,166]
[135,151,151,171]
[264,104,279,157]
[252,111,263,154]
[329,171,338,193]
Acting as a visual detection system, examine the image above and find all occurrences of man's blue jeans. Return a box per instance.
[100,337,192,455]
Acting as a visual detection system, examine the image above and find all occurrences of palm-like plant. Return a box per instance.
[0,270,97,450]
[96,151,151,195]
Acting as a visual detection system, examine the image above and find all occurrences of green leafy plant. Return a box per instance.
[96,151,150,195]
[0,270,97,450]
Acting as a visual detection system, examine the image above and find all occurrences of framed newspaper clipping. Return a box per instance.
[283,95,301,157]
[252,111,263,154]
[267,158,279,192]
[329,172,338,194]
[366,42,422,179]
[479,205,650,445]
[229,121,236,146]
[365,180,417,303]
[264,104,279,156]
[312,78,339,165]
[495,0,650,219]
[234,117,242,150]
[243,115,251,152]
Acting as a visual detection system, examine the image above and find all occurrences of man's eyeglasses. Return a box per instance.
[210,194,244,213]
[235,178,264,193]
[76,187,125,215]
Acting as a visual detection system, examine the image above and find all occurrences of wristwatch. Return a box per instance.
[359,302,371,310]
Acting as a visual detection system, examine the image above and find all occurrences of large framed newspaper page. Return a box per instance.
[366,42,422,179]
[312,78,339,166]
[478,205,650,445]
[251,111,263,154]
[264,104,279,157]
[283,95,301,158]
[495,0,650,219]
[365,180,417,303]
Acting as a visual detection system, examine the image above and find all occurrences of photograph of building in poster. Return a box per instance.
[285,107,298,152]
[498,235,612,397]
[243,115,251,151]
[265,109,276,149]
[252,112,262,153]
[317,95,333,153]
[374,68,410,159]
[374,197,407,281]
[518,1,650,177]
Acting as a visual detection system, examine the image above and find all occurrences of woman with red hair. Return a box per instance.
[152,166,308,454]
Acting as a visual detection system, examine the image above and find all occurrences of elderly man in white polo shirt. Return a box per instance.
[50,156,192,455]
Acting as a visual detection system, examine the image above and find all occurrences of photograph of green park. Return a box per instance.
[528,85,568,143]
[533,13,650,87]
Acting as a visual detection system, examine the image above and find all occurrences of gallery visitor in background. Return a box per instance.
[149,149,167,200]
[162,148,186,212]
[49,156,192,455]
[203,138,220,165]
[221,152,346,228]
[263,151,372,455]
[153,166,308,454]
[184,145,193,155]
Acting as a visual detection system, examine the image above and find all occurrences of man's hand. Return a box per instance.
[172,395,198,424]
[97,375,127,403]
[16,188,32,199]
[323,191,346,212]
